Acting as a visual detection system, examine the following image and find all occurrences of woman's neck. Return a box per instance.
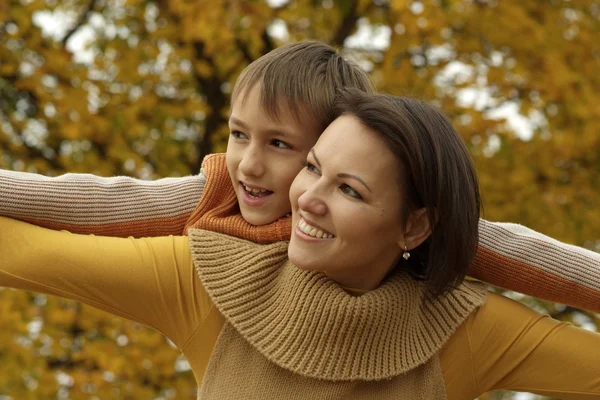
[323,267,388,292]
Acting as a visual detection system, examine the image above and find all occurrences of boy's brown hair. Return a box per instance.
[232,41,374,133]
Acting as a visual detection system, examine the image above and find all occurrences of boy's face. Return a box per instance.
[226,85,321,226]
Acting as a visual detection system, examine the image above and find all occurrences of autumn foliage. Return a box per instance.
[1,0,599,398]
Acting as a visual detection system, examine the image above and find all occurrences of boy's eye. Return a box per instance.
[272,139,291,149]
[340,184,362,200]
[302,160,320,175]
[231,130,247,139]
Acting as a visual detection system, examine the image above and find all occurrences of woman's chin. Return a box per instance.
[288,252,320,271]
[294,263,318,271]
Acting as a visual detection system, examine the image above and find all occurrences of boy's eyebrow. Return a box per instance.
[310,149,372,193]
[229,116,248,129]
[229,116,294,137]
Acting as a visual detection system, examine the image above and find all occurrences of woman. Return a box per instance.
[1,89,598,399]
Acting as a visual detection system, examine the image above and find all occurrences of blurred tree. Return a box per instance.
[0,0,598,398]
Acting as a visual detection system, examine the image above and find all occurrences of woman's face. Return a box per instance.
[288,115,407,289]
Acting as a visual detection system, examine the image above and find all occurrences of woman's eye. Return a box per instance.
[302,160,320,175]
[340,184,362,199]
[231,130,247,139]
[272,139,291,149]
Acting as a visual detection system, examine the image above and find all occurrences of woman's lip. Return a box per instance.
[294,225,333,242]
[299,215,329,234]
[296,217,335,241]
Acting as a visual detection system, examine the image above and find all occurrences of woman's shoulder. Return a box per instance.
[439,292,553,397]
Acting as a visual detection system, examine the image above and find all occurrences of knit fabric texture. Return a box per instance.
[189,229,487,382]
[183,153,291,243]
[198,324,446,400]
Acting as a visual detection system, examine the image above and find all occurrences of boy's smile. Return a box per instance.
[240,181,273,207]
[226,84,320,226]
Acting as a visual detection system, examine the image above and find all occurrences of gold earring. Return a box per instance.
[402,245,410,260]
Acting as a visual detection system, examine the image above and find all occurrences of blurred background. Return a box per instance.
[0,0,599,398]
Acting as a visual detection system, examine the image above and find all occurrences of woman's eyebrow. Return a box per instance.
[338,173,372,193]
[311,149,372,193]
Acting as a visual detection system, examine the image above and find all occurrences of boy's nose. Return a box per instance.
[239,147,266,178]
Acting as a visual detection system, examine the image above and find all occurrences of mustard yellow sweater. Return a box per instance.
[1,217,599,399]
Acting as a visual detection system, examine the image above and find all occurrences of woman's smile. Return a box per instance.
[295,216,335,240]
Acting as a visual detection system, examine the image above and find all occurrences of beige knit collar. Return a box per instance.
[189,229,487,381]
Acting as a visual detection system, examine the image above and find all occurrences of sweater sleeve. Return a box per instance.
[0,169,205,237]
[470,219,600,313]
[440,292,600,400]
[0,216,213,348]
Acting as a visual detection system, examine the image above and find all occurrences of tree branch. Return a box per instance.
[235,38,255,65]
[61,0,98,46]
[191,41,228,169]
[332,0,360,47]
[0,2,10,35]
[261,28,275,55]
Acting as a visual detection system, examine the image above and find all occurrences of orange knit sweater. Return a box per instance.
[184,154,291,243]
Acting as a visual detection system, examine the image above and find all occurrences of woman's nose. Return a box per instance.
[297,186,327,216]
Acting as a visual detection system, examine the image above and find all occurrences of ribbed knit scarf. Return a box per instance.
[183,153,291,243]
[189,229,488,399]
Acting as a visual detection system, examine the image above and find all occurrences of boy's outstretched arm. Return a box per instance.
[0,169,205,237]
[471,219,600,313]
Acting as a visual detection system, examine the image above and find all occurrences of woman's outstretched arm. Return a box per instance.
[441,292,600,399]
[471,219,600,313]
[0,216,212,347]
[0,169,205,237]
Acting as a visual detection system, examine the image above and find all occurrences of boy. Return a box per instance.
[1,41,599,311]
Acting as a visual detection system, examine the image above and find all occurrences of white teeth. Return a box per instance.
[243,184,268,194]
[298,218,334,239]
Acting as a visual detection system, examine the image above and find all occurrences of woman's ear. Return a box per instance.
[399,208,432,250]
